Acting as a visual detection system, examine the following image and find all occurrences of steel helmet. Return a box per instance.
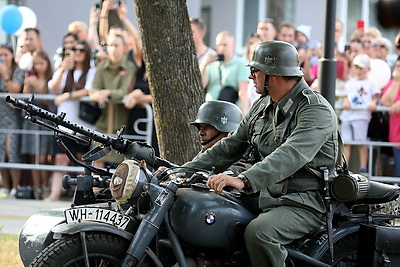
[247,41,303,76]
[190,100,242,132]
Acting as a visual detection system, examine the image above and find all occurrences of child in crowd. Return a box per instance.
[340,54,380,174]
[21,51,55,199]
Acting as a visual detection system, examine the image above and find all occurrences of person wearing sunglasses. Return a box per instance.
[182,41,338,267]
[47,41,97,201]
[371,37,392,64]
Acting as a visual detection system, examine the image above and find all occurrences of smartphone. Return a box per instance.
[357,20,364,30]
[27,70,37,77]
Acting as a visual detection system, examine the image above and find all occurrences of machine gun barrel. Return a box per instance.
[6,95,175,168]
[6,95,115,145]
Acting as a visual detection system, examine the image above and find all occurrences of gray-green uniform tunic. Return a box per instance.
[183,78,338,267]
[90,57,136,163]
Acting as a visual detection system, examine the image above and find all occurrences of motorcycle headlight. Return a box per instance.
[110,160,145,204]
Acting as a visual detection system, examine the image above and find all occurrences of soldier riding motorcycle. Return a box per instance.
[7,94,400,267]
[9,41,400,267]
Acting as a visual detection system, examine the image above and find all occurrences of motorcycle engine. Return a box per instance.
[170,188,256,249]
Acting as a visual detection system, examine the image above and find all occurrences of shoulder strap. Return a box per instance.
[277,89,307,144]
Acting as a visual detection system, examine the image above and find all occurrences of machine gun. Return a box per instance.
[6,95,174,169]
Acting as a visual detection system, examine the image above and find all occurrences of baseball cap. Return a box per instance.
[353,54,370,68]
[296,25,312,41]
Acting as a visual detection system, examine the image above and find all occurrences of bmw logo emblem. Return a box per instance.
[204,212,216,225]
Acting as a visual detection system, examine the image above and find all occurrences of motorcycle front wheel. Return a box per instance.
[29,232,160,267]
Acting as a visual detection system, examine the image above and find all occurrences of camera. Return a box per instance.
[94,0,120,10]
[217,54,225,61]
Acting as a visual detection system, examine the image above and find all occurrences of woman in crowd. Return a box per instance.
[21,51,54,199]
[0,44,25,198]
[53,32,79,70]
[46,40,96,201]
[382,56,400,178]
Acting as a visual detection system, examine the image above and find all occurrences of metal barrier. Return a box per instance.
[1,93,399,184]
[0,93,153,173]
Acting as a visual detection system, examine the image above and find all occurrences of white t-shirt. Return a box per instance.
[48,67,96,130]
[339,77,380,122]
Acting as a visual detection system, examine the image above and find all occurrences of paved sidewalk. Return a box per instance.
[0,198,70,235]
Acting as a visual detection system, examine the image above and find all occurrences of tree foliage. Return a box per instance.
[133,0,204,164]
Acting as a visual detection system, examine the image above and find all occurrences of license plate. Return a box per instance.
[65,207,131,230]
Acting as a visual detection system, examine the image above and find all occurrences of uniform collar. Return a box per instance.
[103,57,131,70]
[275,78,308,116]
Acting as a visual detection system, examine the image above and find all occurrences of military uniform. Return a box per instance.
[183,78,338,266]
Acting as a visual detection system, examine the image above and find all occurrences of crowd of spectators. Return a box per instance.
[1,2,400,200]
[0,0,154,200]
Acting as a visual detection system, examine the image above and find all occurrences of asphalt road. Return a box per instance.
[0,198,70,235]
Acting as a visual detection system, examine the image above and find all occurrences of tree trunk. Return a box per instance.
[133,0,203,165]
[268,0,285,28]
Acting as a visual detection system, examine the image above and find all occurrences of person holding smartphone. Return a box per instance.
[46,41,97,201]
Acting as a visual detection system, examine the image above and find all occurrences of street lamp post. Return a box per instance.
[319,0,337,107]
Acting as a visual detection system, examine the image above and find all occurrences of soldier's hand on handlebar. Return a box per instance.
[207,173,244,194]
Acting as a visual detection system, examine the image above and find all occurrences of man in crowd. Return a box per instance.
[276,22,296,45]
[199,31,250,114]
[256,18,277,42]
[190,18,217,65]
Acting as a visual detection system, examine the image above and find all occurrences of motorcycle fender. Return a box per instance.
[19,208,66,266]
[51,222,134,241]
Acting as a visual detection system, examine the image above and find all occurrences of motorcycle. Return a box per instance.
[8,95,400,267]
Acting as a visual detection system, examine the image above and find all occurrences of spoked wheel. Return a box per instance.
[29,233,160,267]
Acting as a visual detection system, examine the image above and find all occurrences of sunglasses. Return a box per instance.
[372,44,386,49]
[396,45,400,50]
[250,67,261,78]
[72,47,85,52]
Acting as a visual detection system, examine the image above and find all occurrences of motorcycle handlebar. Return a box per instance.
[6,95,176,168]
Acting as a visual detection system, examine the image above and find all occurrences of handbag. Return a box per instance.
[368,111,389,141]
[218,85,238,103]
[79,101,102,124]
[216,62,238,103]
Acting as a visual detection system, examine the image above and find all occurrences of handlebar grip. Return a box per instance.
[62,175,74,190]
